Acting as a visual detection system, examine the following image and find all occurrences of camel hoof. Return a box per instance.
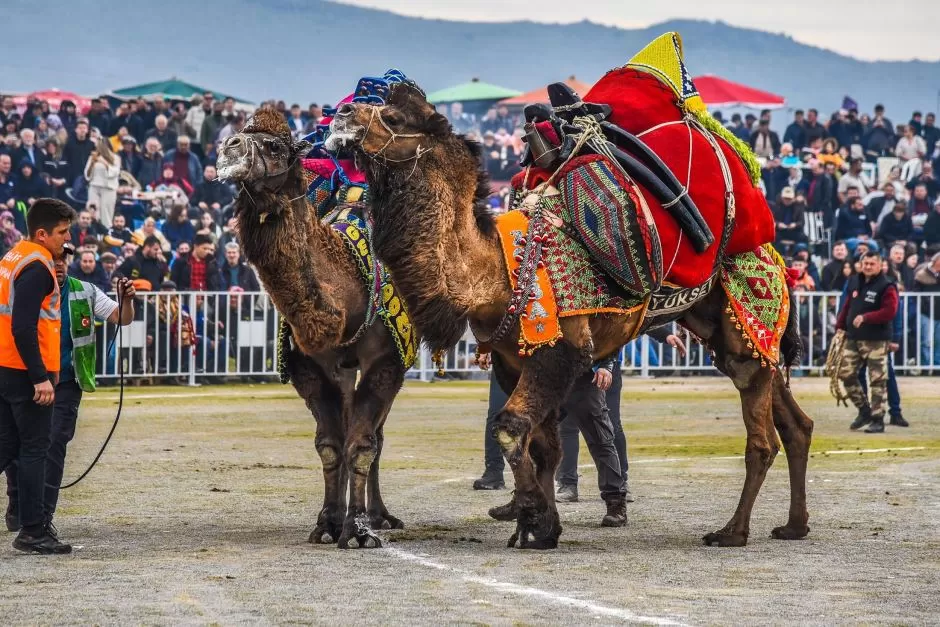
[338,515,383,550]
[310,520,342,544]
[507,508,561,550]
[771,525,810,540]
[702,531,748,547]
[370,513,405,531]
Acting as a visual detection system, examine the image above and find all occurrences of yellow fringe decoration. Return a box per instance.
[693,108,764,186]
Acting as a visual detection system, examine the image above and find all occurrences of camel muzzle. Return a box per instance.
[216,135,253,181]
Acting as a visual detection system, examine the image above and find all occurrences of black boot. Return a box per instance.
[472,470,505,491]
[849,405,873,431]
[601,497,628,527]
[864,415,885,433]
[12,524,71,555]
[889,413,910,427]
[4,499,18,532]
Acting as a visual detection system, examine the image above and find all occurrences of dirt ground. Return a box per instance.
[2,376,938,625]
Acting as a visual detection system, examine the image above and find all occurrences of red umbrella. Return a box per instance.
[692,75,785,109]
[12,89,93,114]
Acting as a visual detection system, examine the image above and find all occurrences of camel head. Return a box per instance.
[216,109,312,191]
[326,82,452,166]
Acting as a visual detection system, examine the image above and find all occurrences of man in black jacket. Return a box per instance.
[170,233,220,291]
[116,235,169,289]
[806,161,834,226]
[219,242,260,291]
[783,110,806,151]
[821,240,850,291]
[189,165,234,221]
[62,119,94,185]
[835,251,900,433]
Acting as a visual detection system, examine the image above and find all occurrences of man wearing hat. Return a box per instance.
[5,240,137,549]
[773,186,806,256]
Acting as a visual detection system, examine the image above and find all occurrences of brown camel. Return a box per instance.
[216,109,409,549]
[328,84,815,550]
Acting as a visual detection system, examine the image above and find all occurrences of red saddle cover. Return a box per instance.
[584,67,775,287]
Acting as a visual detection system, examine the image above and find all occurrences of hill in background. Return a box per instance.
[4,0,938,118]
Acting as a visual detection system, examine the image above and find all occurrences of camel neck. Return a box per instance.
[366,146,508,351]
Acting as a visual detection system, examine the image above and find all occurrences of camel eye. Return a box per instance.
[264,139,281,153]
[383,109,405,127]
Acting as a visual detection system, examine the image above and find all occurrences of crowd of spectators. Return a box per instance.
[1,90,939,373]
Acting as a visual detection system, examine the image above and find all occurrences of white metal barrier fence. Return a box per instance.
[94,290,940,383]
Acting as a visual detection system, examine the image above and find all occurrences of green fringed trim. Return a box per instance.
[276,317,292,384]
[692,109,763,186]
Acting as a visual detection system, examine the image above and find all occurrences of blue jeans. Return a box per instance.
[918,315,940,367]
[859,354,901,418]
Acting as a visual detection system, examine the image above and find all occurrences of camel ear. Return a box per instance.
[425,112,452,137]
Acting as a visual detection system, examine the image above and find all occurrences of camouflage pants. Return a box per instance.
[839,339,889,418]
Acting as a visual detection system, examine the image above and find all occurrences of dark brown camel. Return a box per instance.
[216,109,407,549]
[328,84,815,550]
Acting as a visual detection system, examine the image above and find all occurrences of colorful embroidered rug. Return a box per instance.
[719,244,790,365]
[496,209,644,354]
[328,205,418,369]
[555,154,660,299]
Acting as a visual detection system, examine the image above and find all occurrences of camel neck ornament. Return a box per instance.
[332,79,815,552]
[215,107,415,550]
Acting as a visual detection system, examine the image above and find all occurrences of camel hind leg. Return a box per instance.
[770,374,813,540]
[703,353,779,546]
[367,416,405,531]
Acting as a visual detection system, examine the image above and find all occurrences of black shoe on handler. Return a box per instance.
[4,500,19,532]
[601,497,628,527]
[12,524,71,555]
[472,470,505,491]
[864,416,886,434]
[849,405,873,431]
[889,413,910,427]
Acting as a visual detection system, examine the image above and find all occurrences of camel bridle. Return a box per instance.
[359,104,430,165]
[236,134,308,222]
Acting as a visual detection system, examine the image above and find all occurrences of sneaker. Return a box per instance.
[4,500,19,532]
[12,526,71,555]
[555,484,579,503]
[889,414,910,427]
[601,497,628,527]
[472,471,505,491]
[864,417,885,433]
[849,406,873,431]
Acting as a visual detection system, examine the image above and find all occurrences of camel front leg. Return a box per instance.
[288,353,347,545]
[494,340,589,550]
[338,356,404,549]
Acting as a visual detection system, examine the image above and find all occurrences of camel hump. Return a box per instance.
[244,108,292,138]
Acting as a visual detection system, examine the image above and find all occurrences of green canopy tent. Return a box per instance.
[426,78,521,117]
[110,78,252,105]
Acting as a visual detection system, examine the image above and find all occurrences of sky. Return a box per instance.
[334,0,938,62]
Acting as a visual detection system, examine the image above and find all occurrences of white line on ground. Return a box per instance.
[576,447,928,469]
[385,547,689,625]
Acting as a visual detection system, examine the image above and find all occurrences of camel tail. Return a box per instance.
[781,285,802,374]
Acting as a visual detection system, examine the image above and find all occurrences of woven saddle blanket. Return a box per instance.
[497,202,788,364]
[325,204,418,369]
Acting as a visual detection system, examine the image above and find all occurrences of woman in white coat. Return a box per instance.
[84,137,121,228]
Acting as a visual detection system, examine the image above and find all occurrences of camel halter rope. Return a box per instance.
[237,134,308,223]
[359,105,430,170]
